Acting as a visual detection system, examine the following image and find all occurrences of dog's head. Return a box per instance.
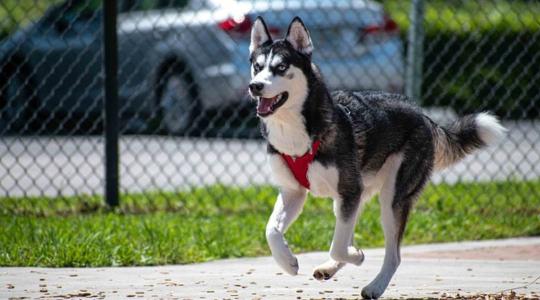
[248,16,313,118]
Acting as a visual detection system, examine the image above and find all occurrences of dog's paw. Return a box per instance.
[267,228,299,275]
[361,281,387,299]
[273,252,299,276]
[312,260,345,281]
[280,255,299,275]
[312,268,331,281]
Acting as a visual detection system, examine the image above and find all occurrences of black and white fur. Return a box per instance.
[249,17,506,299]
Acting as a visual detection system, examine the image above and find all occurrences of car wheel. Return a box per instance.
[158,69,199,135]
[0,71,34,134]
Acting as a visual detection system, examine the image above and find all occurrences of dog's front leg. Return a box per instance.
[266,188,307,275]
[329,196,364,266]
[313,232,353,280]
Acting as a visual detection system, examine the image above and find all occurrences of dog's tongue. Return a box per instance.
[257,96,277,115]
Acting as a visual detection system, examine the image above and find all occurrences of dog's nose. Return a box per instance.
[249,82,264,94]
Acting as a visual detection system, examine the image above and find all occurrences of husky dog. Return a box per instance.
[248,16,506,299]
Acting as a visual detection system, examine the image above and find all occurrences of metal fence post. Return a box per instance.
[103,0,119,207]
[406,0,424,103]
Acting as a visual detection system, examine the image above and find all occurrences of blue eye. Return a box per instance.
[277,64,288,72]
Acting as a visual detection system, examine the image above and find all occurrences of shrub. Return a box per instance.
[383,0,540,119]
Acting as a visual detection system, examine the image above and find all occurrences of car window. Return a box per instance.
[120,0,189,12]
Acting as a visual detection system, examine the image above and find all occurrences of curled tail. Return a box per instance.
[432,112,507,171]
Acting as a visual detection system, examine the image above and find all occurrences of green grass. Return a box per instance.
[1,181,539,267]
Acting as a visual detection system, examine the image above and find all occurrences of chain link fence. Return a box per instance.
[0,0,539,205]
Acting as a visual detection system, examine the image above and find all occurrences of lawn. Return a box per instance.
[0,180,539,267]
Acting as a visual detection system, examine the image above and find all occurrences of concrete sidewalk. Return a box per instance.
[2,238,540,299]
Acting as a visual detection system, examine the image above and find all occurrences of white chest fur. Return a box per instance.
[264,111,311,157]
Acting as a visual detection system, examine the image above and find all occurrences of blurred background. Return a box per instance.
[0,0,538,267]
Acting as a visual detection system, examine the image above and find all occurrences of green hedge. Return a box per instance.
[421,31,539,119]
[0,0,62,40]
[384,0,540,35]
[383,0,540,119]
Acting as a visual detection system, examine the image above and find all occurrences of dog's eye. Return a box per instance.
[253,63,262,72]
[277,64,288,72]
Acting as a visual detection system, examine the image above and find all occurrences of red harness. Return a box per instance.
[280,140,321,189]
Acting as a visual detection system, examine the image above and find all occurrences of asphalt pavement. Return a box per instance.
[0,120,538,197]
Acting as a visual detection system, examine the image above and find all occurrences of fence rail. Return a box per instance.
[0,0,539,205]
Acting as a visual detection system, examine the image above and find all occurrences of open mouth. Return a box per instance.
[257,92,288,117]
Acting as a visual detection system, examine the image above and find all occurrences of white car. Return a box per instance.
[0,0,404,134]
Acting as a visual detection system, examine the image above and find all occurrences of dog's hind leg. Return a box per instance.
[360,153,405,299]
[361,150,431,299]
[266,188,307,275]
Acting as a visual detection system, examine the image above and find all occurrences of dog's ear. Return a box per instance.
[250,16,272,55]
[285,17,313,57]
